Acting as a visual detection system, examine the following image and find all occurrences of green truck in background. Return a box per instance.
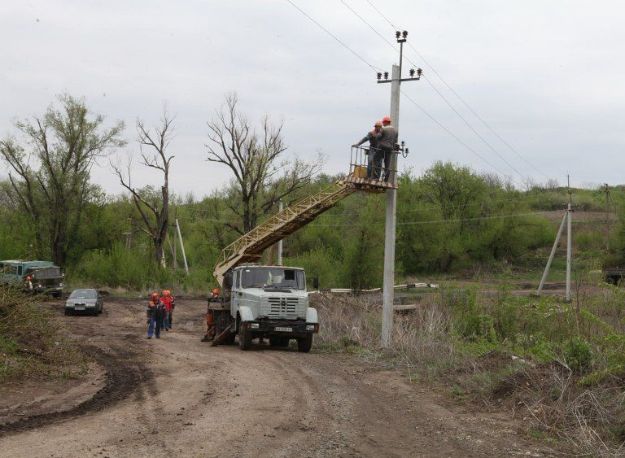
[0,260,64,297]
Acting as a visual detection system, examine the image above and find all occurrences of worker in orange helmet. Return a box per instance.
[161,290,175,331]
[378,115,398,182]
[147,292,165,339]
[202,288,220,342]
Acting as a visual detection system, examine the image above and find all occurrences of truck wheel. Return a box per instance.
[297,334,313,353]
[269,336,289,347]
[239,325,252,350]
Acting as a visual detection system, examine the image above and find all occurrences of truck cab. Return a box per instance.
[229,265,318,352]
[0,260,64,297]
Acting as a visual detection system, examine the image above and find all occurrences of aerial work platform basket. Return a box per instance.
[212,146,398,286]
[344,146,397,191]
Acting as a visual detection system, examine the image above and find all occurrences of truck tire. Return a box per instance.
[269,336,289,347]
[297,334,313,353]
[239,325,252,350]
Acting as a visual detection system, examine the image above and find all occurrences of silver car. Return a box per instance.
[65,289,103,316]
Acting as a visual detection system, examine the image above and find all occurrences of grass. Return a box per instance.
[312,278,625,456]
[0,286,87,382]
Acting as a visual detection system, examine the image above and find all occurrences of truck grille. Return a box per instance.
[266,297,298,318]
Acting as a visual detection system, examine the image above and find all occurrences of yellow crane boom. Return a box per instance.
[213,171,394,287]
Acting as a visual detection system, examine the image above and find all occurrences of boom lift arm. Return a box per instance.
[212,147,397,287]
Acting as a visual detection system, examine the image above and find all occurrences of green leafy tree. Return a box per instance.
[0,95,124,266]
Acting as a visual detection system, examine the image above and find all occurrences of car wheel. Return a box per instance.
[238,324,252,350]
[297,334,313,353]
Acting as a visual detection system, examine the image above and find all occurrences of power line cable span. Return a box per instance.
[340,0,528,184]
[362,0,552,181]
[285,0,381,73]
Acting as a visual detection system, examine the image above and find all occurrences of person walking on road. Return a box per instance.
[353,121,383,178]
[147,292,165,339]
[161,290,175,331]
[378,116,398,182]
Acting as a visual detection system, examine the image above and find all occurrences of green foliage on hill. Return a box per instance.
[0,161,622,292]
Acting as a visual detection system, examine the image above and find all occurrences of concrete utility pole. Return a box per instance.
[565,176,572,302]
[376,30,422,348]
[175,218,189,275]
[537,176,574,300]
[537,212,567,296]
[604,183,611,251]
[277,201,283,266]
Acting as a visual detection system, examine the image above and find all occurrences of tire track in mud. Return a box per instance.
[0,345,148,437]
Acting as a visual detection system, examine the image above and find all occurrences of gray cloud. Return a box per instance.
[1,0,624,197]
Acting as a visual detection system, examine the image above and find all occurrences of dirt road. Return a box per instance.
[0,298,554,457]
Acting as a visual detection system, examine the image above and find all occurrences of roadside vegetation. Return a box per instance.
[3,95,625,452]
[0,287,86,382]
[313,281,625,455]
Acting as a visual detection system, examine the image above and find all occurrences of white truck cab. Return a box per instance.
[229,265,319,352]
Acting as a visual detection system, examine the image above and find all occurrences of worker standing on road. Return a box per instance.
[352,121,383,178]
[201,288,220,342]
[147,292,165,339]
[378,116,398,182]
[161,290,174,331]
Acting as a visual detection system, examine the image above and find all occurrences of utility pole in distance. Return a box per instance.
[277,201,283,266]
[604,183,611,251]
[565,175,572,302]
[377,30,422,348]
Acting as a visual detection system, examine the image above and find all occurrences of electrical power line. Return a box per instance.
[340,0,528,184]
[364,0,398,30]
[362,0,552,181]
[421,74,526,181]
[401,90,509,178]
[308,210,551,227]
[285,0,382,73]
[287,0,512,178]
[408,42,552,181]
[177,210,551,228]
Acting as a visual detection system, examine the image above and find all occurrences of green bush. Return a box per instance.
[564,337,593,373]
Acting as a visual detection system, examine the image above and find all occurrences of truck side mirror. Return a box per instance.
[223,271,233,290]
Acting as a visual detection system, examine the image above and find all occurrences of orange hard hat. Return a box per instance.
[211,288,220,296]
[162,290,170,296]
[151,292,159,299]
[382,116,391,124]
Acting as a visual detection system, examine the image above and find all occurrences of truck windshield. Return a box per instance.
[241,268,305,290]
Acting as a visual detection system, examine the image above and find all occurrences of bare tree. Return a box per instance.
[0,95,124,266]
[206,93,319,234]
[113,113,174,265]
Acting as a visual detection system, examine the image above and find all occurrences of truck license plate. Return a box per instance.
[275,326,292,332]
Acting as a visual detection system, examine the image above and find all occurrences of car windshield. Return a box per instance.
[69,289,97,299]
[240,268,305,290]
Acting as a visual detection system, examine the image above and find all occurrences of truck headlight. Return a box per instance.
[250,323,260,329]
[306,324,318,332]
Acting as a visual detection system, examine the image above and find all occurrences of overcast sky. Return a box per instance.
[1,0,624,198]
